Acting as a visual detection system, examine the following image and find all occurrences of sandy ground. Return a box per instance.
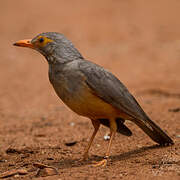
[0,0,179,179]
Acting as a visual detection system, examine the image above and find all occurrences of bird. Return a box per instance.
[13,32,174,166]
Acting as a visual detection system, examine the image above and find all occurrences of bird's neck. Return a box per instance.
[45,51,84,65]
[45,54,72,65]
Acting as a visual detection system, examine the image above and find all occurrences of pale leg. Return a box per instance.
[83,119,100,160]
[93,118,117,167]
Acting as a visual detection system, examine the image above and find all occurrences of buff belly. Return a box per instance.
[58,83,130,120]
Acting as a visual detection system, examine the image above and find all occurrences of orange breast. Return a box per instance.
[63,83,130,120]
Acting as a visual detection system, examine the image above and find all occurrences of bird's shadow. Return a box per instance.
[50,144,167,169]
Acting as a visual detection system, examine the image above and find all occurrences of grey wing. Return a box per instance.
[78,60,174,146]
[79,60,148,121]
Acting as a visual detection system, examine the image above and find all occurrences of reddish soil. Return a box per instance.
[0,0,179,179]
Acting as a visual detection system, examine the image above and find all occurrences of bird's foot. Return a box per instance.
[92,158,108,167]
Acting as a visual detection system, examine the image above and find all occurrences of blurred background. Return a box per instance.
[0,0,179,178]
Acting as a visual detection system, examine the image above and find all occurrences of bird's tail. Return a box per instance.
[133,117,174,146]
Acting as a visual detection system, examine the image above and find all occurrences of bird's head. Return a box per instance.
[13,32,83,64]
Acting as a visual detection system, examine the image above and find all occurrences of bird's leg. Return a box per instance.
[93,118,117,167]
[83,119,100,160]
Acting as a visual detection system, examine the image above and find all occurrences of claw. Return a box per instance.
[92,159,108,167]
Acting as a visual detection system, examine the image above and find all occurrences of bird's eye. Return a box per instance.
[39,37,44,43]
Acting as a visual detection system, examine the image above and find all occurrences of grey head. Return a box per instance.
[30,32,84,64]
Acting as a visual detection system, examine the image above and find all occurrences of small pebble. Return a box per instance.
[36,167,58,177]
[70,122,75,126]
[65,141,77,146]
[104,134,110,141]
[14,174,20,178]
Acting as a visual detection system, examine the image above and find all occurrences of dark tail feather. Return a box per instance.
[99,118,132,136]
[133,117,174,146]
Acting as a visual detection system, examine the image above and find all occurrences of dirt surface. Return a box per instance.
[0,0,180,179]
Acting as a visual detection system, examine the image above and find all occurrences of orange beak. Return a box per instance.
[13,39,34,49]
